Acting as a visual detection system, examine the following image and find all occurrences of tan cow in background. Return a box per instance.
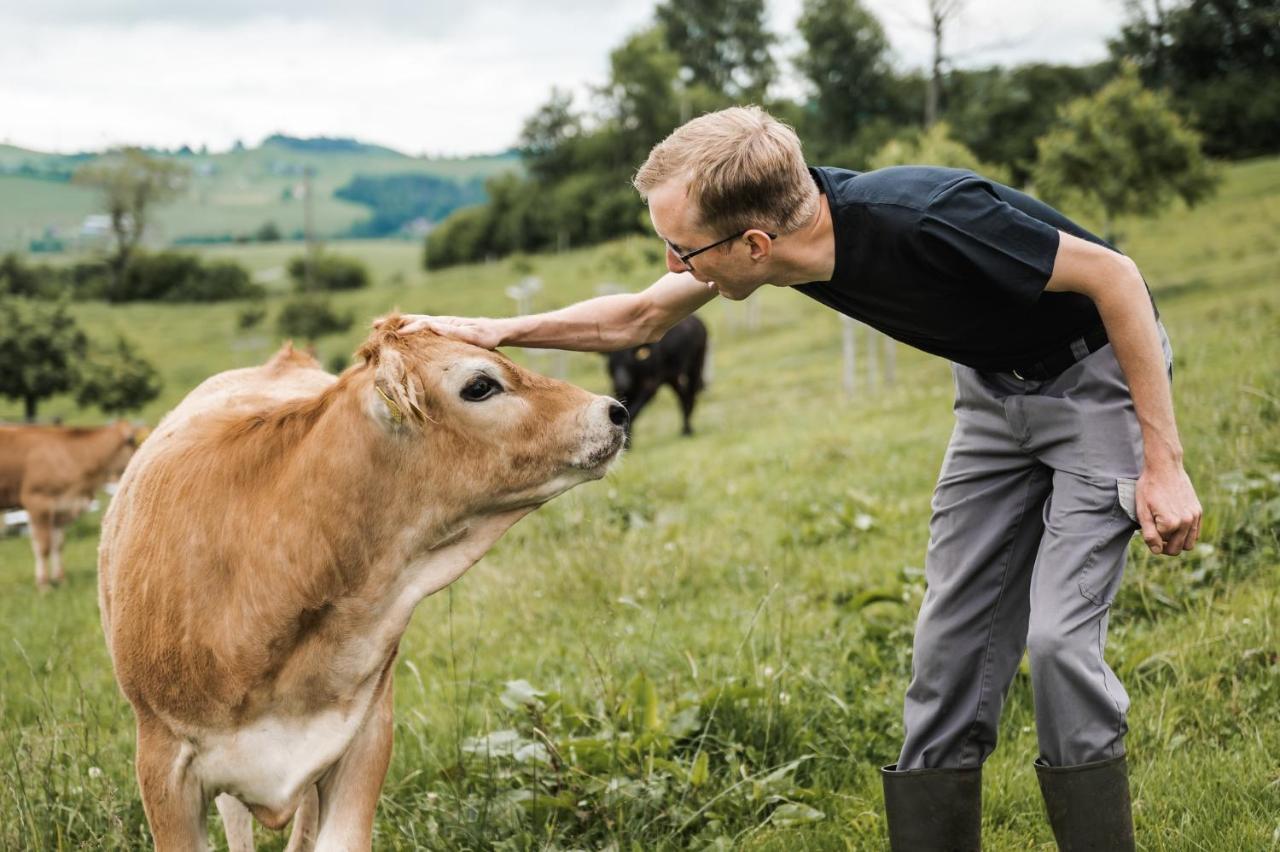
[0,420,140,587]
[99,318,627,851]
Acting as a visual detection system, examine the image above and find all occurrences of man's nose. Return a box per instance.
[665,245,688,274]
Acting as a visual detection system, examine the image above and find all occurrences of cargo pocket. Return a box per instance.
[1116,478,1139,525]
[1076,478,1140,607]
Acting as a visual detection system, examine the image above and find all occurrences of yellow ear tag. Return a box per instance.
[635,346,652,361]
[375,384,404,425]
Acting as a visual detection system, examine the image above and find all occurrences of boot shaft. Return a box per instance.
[1035,755,1135,851]
[881,763,982,852]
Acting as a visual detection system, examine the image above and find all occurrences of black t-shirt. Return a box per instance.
[796,165,1124,372]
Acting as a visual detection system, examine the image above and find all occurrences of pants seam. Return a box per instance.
[1096,614,1125,759]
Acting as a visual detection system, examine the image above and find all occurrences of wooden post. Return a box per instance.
[842,316,858,398]
[866,324,879,391]
[883,334,897,386]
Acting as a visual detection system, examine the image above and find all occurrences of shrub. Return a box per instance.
[100,252,262,303]
[287,253,369,292]
[166,260,263,302]
[255,221,282,242]
[276,296,354,341]
[75,337,163,415]
[237,305,267,331]
[0,254,69,299]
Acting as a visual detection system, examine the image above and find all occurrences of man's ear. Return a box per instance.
[371,346,427,429]
[746,229,773,261]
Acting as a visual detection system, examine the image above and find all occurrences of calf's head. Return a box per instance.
[357,316,627,517]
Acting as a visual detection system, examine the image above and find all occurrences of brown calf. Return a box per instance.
[0,420,139,587]
[99,319,627,851]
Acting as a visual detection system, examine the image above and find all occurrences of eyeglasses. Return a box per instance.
[666,229,777,271]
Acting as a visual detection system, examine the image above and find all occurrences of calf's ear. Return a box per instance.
[370,346,428,430]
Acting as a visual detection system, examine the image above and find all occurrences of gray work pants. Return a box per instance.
[898,327,1172,770]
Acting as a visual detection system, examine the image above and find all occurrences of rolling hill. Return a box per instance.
[0,136,519,252]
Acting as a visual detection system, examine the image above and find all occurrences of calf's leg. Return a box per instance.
[215,794,254,852]
[312,671,395,851]
[49,524,66,584]
[27,513,52,588]
[136,718,210,852]
[284,785,320,852]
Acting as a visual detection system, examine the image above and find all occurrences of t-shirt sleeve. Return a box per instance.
[917,176,1061,305]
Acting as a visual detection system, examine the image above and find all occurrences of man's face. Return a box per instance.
[646,179,768,301]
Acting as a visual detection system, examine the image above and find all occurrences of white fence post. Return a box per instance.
[505,276,566,378]
[841,316,858,398]
[883,333,897,387]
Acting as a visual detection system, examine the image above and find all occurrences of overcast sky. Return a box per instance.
[0,0,1127,157]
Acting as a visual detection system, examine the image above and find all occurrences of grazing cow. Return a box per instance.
[98,319,627,851]
[606,314,707,441]
[0,420,139,587]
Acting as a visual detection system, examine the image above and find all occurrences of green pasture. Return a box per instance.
[0,158,1277,849]
[0,141,516,250]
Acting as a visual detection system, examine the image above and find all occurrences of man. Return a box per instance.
[405,106,1200,849]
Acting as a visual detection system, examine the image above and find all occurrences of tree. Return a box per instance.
[870,122,1011,183]
[75,337,163,415]
[1110,0,1280,158]
[654,0,776,101]
[945,63,1109,183]
[0,298,88,421]
[1033,65,1218,242]
[796,0,894,142]
[599,25,685,169]
[72,149,189,290]
[519,88,585,184]
[923,0,966,127]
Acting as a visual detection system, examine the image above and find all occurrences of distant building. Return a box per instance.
[402,217,433,237]
[80,214,113,238]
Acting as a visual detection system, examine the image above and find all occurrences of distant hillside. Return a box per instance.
[0,137,520,251]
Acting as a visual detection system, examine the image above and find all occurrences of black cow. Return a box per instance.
[606,315,707,442]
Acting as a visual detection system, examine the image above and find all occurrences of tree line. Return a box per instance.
[424,0,1275,269]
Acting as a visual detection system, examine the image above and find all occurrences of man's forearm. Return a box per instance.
[1093,265,1182,469]
[495,293,655,351]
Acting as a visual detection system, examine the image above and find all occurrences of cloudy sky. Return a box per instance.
[0,0,1127,157]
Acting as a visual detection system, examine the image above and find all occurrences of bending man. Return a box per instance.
[405,106,1201,850]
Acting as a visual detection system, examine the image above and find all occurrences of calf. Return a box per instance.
[98,320,627,851]
[606,314,707,441]
[0,420,139,587]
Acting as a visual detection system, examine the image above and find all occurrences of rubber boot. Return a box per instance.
[1035,755,1135,851]
[881,763,981,851]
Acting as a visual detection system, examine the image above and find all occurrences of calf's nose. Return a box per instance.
[608,402,629,428]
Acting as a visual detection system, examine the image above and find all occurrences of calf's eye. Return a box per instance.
[460,376,502,402]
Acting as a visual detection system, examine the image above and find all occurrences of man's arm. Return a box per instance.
[1045,231,1202,556]
[401,271,715,351]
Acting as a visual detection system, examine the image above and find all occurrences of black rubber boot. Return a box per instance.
[1035,755,1135,851]
[881,763,982,851]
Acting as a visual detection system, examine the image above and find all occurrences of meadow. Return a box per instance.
[0,158,1277,849]
[0,141,516,250]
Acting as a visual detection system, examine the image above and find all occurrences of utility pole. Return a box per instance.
[303,165,317,291]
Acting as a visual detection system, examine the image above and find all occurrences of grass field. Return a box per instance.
[0,140,516,250]
[0,158,1277,849]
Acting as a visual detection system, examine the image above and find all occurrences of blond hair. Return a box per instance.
[633,106,818,236]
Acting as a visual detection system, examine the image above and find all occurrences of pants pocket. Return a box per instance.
[1116,478,1139,525]
[1076,478,1140,607]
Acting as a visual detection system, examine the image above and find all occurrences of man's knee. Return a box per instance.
[1026,622,1079,671]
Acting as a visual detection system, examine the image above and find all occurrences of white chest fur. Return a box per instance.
[192,703,369,811]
